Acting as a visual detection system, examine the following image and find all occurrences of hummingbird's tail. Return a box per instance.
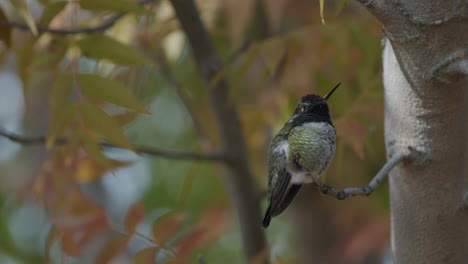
[262,206,273,228]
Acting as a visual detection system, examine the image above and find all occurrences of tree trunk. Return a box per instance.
[374,0,468,262]
[384,40,468,263]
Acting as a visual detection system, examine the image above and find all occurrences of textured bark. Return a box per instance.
[369,0,468,262]
[384,40,468,263]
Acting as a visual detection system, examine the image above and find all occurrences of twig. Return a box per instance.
[320,151,412,200]
[0,129,226,162]
[0,0,157,35]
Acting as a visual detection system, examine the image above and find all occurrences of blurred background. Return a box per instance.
[0,0,387,263]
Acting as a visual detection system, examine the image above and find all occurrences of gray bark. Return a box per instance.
[369,0,468,262]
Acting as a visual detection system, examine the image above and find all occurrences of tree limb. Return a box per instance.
[169,0,266,261]
[320,147,419,200]
[0,129,226,162]
[0,0,157,35]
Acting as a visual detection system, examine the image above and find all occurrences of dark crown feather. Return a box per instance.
[301,94,323,103]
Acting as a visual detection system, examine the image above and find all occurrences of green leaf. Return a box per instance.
[79,103,134,150]
[79,0,148,13]
[31,37,69,69]
[320,0,325,24]
[78,74,149,113]
[47,103,76,148]
[80,132,108,164]
[39,1,68,26]
[11,1,38,35]
[77,34,153,65]
[50,74,74,111]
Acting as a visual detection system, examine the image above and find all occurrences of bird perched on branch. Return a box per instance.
[262,83,340,228]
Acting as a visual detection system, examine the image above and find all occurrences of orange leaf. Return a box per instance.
[125,204,145,233]
[95,235,130,264]
[133,247,159,264]
[152,212,185,244]
[61,230,79,256]
[176,208,227,258]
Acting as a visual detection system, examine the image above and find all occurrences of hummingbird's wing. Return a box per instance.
[262,168,291,228]
[271,184,302,217]
[262,168,303,228]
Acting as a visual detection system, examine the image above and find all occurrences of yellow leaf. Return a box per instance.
[39,1,68,26]
[78,103,134,150]
[78,74,149,113]
[76,157,100,182]
[80,0,148,13]
[78,34,153,65]
[319,0,325,24]
[11,1,38,35]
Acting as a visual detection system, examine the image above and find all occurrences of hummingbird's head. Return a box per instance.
[290,83,341,126]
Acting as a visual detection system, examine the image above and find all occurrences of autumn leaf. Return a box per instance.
[78,103,134,150]
[133,247,159,264]
[176,208,227,259]
[78,73,149,113]
[80,132,108,164]
[319,0,325,24]
[10,1,38,35]
[47,104,76,148]
[80,0,148,13]
[50,74,73,111]
[115,111,141,126]
[125,203,145,233]
[152,212,185,244]
[62,230,80,256]
[39,1,68,25]
[78,34,153,65]
[95,235,130,264]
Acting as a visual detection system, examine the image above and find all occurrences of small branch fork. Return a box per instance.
[319,148,419,200]
[0,129,226,162]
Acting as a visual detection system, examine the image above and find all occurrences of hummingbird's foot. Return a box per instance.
[319,183,348,200]
[361,186,373,196]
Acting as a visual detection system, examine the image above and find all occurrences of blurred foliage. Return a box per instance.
[0,0,388,263]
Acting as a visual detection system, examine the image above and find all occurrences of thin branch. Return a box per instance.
[169,0,266,260]
[0,0,157,35]
[0,129,226,162]
[320,150,413,200]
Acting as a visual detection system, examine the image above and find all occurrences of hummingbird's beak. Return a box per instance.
[323,82,341,101]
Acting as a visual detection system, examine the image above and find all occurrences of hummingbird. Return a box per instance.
[262,83,340,228]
